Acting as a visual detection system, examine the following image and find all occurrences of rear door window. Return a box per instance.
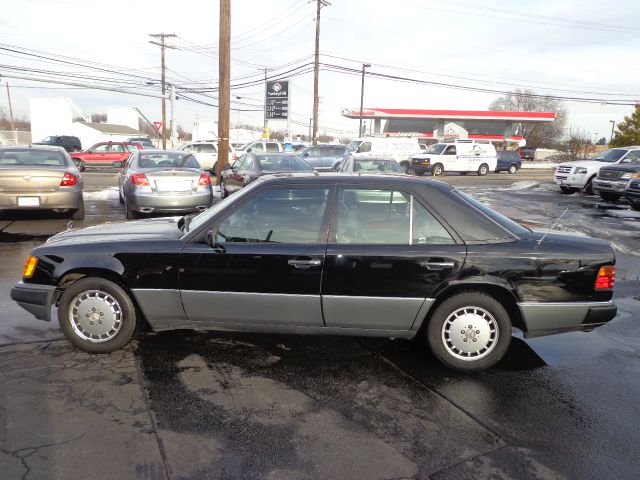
[265,143,280,153]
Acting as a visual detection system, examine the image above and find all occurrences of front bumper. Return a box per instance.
[0,190,83,210]
[518,301,616,338]
[10,282,56,322]
[411,163,432,175]
[592,178,628,194]
[554,172,588,188]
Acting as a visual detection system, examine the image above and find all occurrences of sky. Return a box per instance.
[1,0,639,140]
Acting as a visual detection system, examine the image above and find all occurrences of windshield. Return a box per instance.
[457,191,530,236]
[591,149,627,162]
[0,149,68,167]
[347,140,362,152]
[426,144,448,155]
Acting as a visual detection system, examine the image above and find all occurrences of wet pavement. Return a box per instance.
[1,170,639,479]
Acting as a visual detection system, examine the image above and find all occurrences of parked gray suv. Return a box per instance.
[297,144,351,171]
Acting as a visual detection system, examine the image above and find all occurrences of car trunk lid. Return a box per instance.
[143,168,202,194]
[0,167,66,193]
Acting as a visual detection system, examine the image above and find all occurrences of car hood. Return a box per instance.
[558,160,611,169]
[598,164,640,173]
[46,216,184,245]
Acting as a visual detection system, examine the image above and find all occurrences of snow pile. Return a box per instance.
[212,185,223,199]
[509,181,540,190]
[84,188,119,201]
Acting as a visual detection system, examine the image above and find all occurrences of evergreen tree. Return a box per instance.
[610,104,640,147]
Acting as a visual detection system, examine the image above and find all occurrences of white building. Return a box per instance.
[69,122,144,150]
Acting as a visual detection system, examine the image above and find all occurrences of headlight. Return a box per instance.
[575,167,588,174]
[621,173,631,180]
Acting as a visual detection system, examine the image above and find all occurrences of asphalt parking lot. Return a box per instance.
[1,168,639,479]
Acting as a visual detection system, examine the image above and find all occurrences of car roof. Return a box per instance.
[138,149,186,154]
[1,144,67,152]
[255,172,454,191]
[249,152,296,158]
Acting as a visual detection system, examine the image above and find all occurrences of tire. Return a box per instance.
[560,186,575,194]
[631,202,640,211]
[125,202,139,219]
[118,188,124,204]
[432,163,444,176]
[584,176,596,195]
[508,164,518,174]
[220,179,228,198]
[71,201,85,220]
[399,162,411,174]
[600,192,621,202]
[57,277,137,353]
[425,292,512,372]
[477,163,489,176]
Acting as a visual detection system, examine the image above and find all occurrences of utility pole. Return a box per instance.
[358,63,371,137]
[263,67,268,129]
[216,0,231,182]
[169,85,176,144]
[149,33,177,149]
[5,81,16,143]
[312,0,330,145]
[609,120,616,144]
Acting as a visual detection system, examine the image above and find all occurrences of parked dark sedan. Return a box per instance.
[11,174,617,372]
[495,150,521,174]
[624,179,640,210]
[592,153,640,202]
[219,152,312,197]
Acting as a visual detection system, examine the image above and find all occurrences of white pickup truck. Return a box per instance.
[554,147,640,194]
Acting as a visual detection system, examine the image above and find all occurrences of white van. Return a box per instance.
[347,137,422,172]
[410,140,497,176]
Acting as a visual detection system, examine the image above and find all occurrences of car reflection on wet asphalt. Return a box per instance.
[1,177,640,479]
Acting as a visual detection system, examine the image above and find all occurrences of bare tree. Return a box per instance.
[557,126,596,161]
[90,113,107,123]
[489,89,567,148]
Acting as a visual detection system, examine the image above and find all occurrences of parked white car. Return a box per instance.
[554,147,640,194]
[233,140,284,160]
[410,140,498,176]
[178,142,235,170]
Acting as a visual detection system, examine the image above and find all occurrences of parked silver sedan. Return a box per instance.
[0,145,85,219]
[117,150,213,219]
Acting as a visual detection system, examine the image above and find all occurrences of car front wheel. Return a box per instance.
[432,164,443,176]
[57,277,137,353]
[426,292,512,372]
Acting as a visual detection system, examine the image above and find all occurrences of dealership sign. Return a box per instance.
[266,80,289,120]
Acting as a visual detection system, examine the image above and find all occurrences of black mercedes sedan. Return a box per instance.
[219,152,312,197]
[11,174,617,372]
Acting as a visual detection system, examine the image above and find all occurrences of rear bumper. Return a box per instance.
[592,179,627,193]
[0,190,83,210]
[518,301,617,338]
[10,282,56,322]
[127,190,212,213]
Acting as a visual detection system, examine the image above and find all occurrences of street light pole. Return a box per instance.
[609,120,616,143]
[358,63,371,138]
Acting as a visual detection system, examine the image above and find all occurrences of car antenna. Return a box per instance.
[537,206,569,248]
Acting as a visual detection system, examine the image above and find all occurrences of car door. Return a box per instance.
[442,145,458,170]
[179,185,332,327]
[322,186,466,330]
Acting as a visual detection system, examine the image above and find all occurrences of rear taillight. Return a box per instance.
[595,265,615,289]
[198,173,211,186]
[60,172,78,186]
[130,173,150,186]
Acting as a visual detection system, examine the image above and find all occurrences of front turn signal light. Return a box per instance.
[594,265,615,290]
[23,256,38,279]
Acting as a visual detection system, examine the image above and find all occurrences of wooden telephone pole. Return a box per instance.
[216,0,231,182]
[312,0,330,145]
[149,33,176,149]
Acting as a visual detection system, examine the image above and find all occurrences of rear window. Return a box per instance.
[257,155,312,172]
[354,159,401,173]
[137,152,200,169]
[0,149,68,167]
[497,151,518,160]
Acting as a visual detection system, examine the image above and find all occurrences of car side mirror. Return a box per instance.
[74,160,86,172]
[112,161,124,168]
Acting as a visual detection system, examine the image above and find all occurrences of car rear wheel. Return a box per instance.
[630,201,640,211]
[125,202,139,219]
[219,179,227,198]
[477,163,489,176]
[508,164,518,174]
[432,164,444,176]
[58,277,137,353]
[560,186,576,194]
[426,292,512,372]
[399,161,411,174]
[71,201,85,220]
[600,192,621,202]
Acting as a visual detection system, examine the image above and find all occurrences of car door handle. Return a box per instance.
[422,260,455,270]
[288,259,322,269]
